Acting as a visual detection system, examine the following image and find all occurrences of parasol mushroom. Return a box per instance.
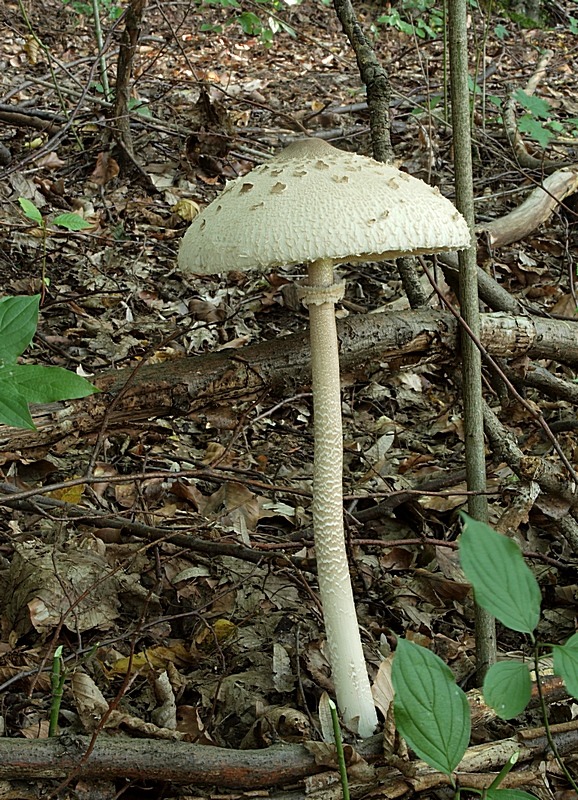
[178,138,470,737]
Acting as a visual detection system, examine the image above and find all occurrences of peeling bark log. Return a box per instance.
[0,309,576,460]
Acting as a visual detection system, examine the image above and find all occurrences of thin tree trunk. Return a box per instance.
[448,0,496,678]
[331,0,427,306]
[112,0,147,161]
[331,0,392,163]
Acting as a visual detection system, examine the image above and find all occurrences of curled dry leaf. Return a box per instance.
[90,152,120,186]
[4,541,120,636]
[71,670,109,731]
[151,670,177,730]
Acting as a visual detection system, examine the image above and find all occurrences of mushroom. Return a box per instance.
[178,138,470,737]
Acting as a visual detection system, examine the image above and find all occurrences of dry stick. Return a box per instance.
[479,166,578,248]
[0,721,575,789]
[0,109,62,134]
[448,0,496,679]
[0,481,307,566]
[513,364,578,405]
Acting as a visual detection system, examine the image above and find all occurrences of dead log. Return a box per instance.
[0,719,575,790]
[479,167,578,248]
[0,309,576,460]
[0,736,321,786]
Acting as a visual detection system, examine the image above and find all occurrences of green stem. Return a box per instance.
[533,645,578,791]
[49,646,65,737]
[329,698,350,800]
[488,750,519,790]
[92,0,111,101]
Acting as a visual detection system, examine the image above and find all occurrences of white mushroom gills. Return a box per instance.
[178,138,470,737]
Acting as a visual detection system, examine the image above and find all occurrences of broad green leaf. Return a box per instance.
[486,791,538,799]
[52,213,92,231]
[514,89,551,119]
[392,638,470,775]
[552,632,578,698]
[0,295,40,364]
[518,116,553,148]
[238,11,261,33]
[18,196,43,225]
[10,365,98,403]
[483,661,531,719]
[460,514,541,633]
[0,377,35,429]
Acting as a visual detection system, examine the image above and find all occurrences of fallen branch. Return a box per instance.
[1,309,577,460]
[0,720,575,790]
[0,106,63,135]
[483,401,578,548]
[478,166,578,247]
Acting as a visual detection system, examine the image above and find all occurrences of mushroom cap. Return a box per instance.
[178,138,470,274]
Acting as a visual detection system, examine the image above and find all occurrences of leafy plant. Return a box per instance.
[514,89,555,148]
[392,514,578,796]
[19,197,92,292]
[374,0,483,40]
[19,197,92,233]
[197,0,296,44]
[62,0,123,21]
[0,295,98,430]
[376,0,444,39]
[393,638,470,775]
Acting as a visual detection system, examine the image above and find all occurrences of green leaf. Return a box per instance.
[127,98,153,118]
[514,89,551,119]
[18,196,43,225]
[552,632,578,698]
[392,638,470,775]
[237,11,261,33]
[494,23,509,39]
[0,295,40,364]
[483,661,531,719]
[518,116,553,148]
[460,514,541,633]
[486,791,538,799]
[9,365,98,403]
[52,213,92,231]
[0,373,35,429]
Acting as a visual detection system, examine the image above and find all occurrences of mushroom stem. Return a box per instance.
[304,258,378,738]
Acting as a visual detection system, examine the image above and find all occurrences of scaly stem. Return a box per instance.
[304,258,377,738]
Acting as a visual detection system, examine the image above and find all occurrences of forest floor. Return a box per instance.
[0,0,578,797]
